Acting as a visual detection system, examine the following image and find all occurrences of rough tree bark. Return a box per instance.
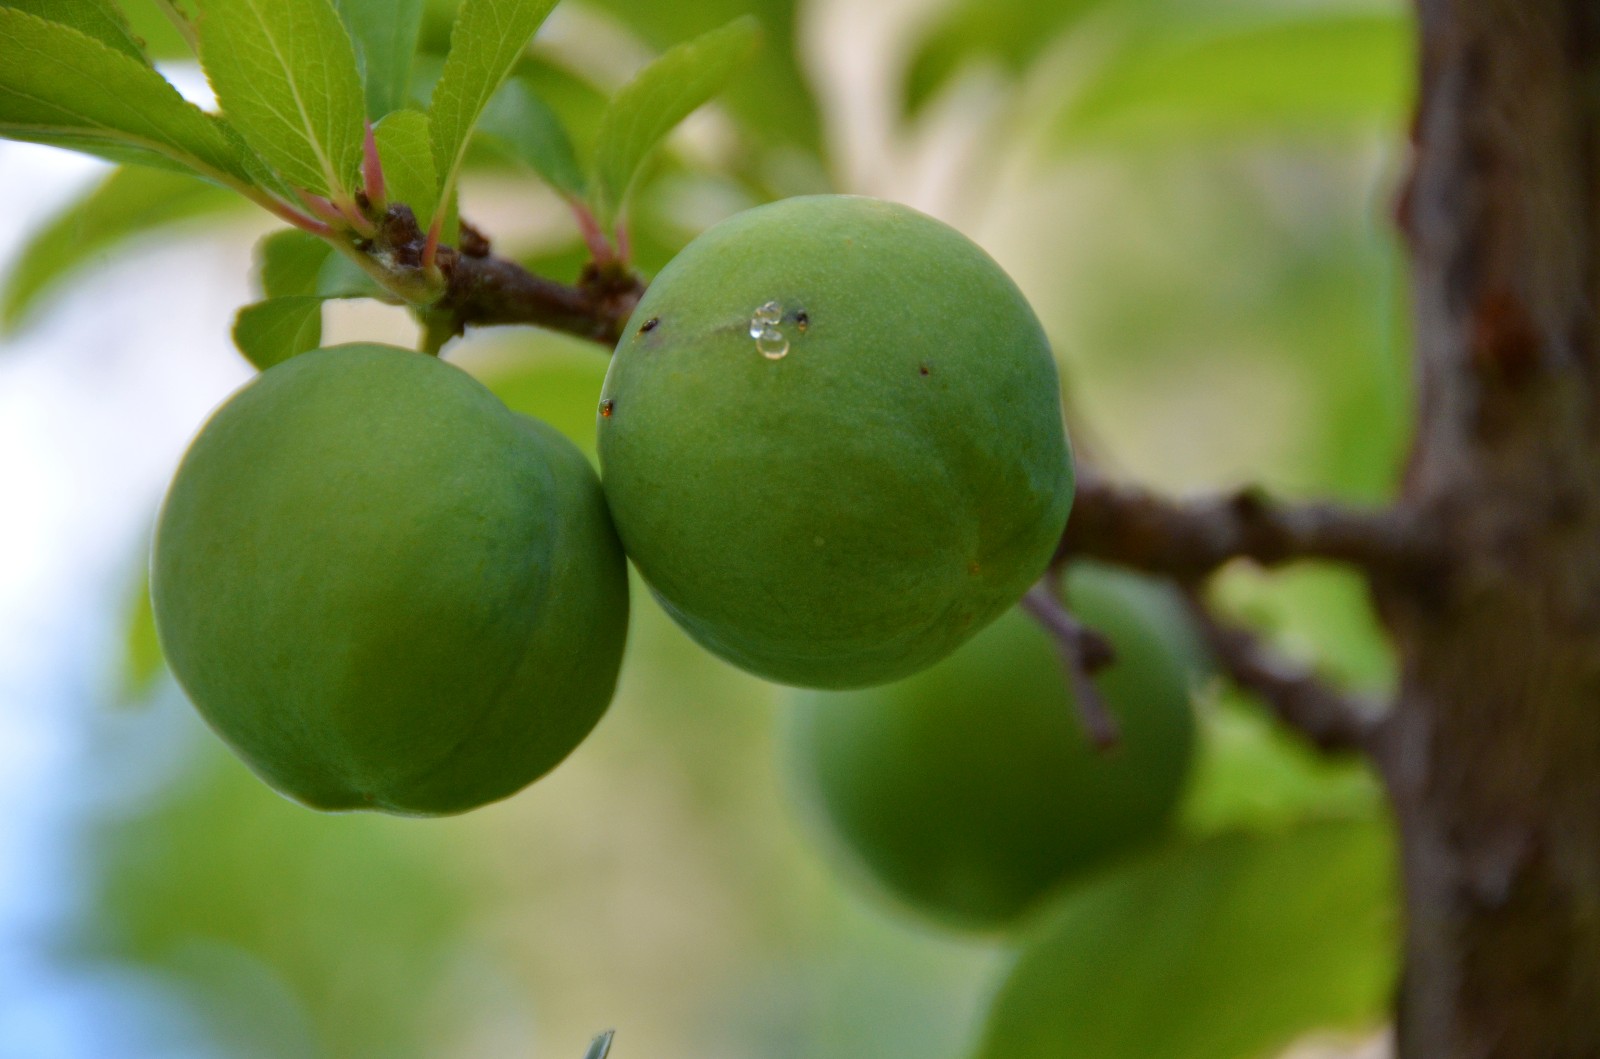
[1377,2,1600,1055]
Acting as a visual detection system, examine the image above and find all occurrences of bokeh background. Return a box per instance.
[0,0,1410,1055]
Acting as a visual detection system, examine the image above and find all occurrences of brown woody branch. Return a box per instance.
[1058,472,1429,582]
[1183,592,1385,755]
[362,204,644,350]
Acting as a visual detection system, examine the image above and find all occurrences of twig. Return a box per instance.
[1058,472,1430,582]
[1183,591,1384,755]
[1020,582,1122,750]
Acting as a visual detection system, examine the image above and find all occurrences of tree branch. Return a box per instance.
[1183,592,1385,756]
[1057,471,1430,581]
[360,204,644,349]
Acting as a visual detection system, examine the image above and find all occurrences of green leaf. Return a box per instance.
[478,77,586,199]
[120,0,198,59]
[0,8,248,179]
[427,0,560,224]
[582,0,821,155]
[372,108,437,215]
[335,0,426,119]
[2,166,239,333]
[1054,14,1411,146]
[590,15,760,224]
[254,226,384,302]
[119,571,166,701]
[196,0,367,199]
[903,0,1112,113]
[233,295,323,370]
[1180,691,1382,835]
[0,0,148,63]
[314,252,387,300]
[255,228,333,298]
[976,819,1397,1059]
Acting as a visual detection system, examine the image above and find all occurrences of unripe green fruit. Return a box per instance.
[151,344,629,815]
[599,195,1073,689]
[784,564,1202,929]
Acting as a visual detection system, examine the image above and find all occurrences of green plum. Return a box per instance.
[598,195,1073,689]
[151,344,629,815]
[784,563,1203,930]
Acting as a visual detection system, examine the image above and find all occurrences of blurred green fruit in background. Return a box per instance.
[598,194,1074,690]
[782,564,1203,930]
[151,344,629,815]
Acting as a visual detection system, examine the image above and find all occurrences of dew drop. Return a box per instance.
[749,299,783,338]
[756,327,789,360]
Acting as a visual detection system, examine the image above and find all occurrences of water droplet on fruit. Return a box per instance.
[756,327,789,359]
[750,301,793,358]
[750,300,783,338]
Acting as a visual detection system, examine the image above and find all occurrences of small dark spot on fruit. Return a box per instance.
[600,399,615,418]
[795,309,809,332]
[967,560,980,575]
[919,364,931,376]
[639,317,660,334]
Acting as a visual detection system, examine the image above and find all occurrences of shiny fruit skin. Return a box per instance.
[598,195,1073,689]
[151,344,628,815]
[785,564,1200,929]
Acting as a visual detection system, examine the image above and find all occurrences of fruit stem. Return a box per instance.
[1021,582,1122,751]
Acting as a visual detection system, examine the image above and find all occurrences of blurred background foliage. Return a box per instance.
[0,0,1411,1054]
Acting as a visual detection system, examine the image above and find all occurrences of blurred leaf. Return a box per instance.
[335,0,426,119]
[120,571,165,700]
[590,15,760,224]
[373,108,437,215]
[903,0,1114,113]
[428,0,560,223]
[581,0,821,156]
[94,737,470,1059]
[478,332,610,461]
[479,76,587,198]
[197,0,367,198]
[256,228,333,298]
[976,818,1397,1059]
[233,296,323,369]
[503,54,610,164]
[582,1030,615,1059]
[0,8,248,179]
[1180,690,1382,836]
[2,166,239,334]
[1056,14,1410,146]
[0,0,148,62]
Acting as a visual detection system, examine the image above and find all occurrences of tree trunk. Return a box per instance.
[1381,1,1600,1055]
